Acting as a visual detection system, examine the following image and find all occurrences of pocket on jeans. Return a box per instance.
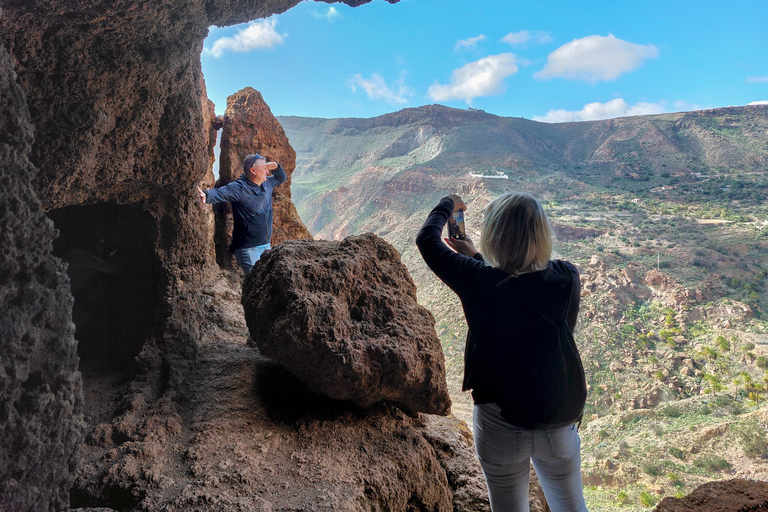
[474,405,522,464]
[544,426,578,460]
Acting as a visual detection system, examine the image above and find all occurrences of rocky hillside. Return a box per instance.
[280,104,768,510]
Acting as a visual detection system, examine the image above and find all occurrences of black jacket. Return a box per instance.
[416,196,586,429]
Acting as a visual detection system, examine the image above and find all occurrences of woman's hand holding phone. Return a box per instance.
[445,234,479,258]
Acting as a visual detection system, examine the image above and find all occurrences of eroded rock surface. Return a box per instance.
[655,478,768,511]
[0,44,85,511]
[69,270,488,511]
[242,233,452,415]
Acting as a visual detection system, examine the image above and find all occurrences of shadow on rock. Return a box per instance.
[254,358,362,425]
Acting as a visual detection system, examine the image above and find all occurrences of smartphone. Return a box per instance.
[448,210,466,241]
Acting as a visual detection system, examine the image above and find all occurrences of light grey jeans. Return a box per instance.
[473,402,588,512]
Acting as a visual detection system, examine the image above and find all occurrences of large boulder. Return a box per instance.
[242,233,451,415]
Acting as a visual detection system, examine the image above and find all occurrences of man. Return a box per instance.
[197,154,286,275]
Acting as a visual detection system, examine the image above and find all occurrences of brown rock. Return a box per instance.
[654,479,768,511]
[242,233,451,415]
[551,222,606,242]
[646,269,674,289]
[218,86,313,250]
[0,1,397,509]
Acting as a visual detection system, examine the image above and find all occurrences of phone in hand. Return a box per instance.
[448,210,466,241]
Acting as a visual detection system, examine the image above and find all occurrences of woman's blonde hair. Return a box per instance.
[479,192,553,277]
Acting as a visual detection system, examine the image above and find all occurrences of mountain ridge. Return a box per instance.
[279,102,768,510]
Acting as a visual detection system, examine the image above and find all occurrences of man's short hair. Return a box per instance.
[243,154,267,172]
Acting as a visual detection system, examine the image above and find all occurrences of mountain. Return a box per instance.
[279,104,768,510]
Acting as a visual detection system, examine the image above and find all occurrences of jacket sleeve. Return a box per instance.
[270,164,287,186]
[204,181,243,204]
[564,261,581,334]
[415,196,486,296]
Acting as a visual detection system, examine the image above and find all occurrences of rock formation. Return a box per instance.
[215,86,312,267]
[64,272,499,511]
[654,479,768,511]
[0,0,392,509]
[0,44,85,511]
[242,233,452,415]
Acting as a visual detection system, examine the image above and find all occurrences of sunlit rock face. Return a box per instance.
[215,86,312,268]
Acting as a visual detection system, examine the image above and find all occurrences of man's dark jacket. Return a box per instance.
[204,165,286,250]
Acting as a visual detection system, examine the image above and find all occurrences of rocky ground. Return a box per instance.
[70,270,506,512]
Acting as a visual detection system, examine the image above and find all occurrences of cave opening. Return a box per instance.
[48,203,163,374]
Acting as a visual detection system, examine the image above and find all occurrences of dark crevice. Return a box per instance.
[48,202,163,432]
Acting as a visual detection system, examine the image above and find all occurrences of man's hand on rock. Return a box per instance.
[196,185,206,205]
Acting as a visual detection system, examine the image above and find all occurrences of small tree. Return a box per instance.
[703,373,726,395]
[733,371,751,400]
[748,382,766,407]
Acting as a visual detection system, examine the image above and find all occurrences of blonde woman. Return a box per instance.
[416,192,588,512]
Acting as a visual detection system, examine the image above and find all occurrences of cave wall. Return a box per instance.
[0,0,385,370]
[0,0,392,509]
[0,44,85,512]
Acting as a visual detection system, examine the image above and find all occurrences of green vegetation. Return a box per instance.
[284,106,768,511]
[734,419,768,458]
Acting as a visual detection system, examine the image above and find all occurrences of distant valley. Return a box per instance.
[279,104,768,510]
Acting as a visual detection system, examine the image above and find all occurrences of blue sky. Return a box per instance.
[201,0,768,122]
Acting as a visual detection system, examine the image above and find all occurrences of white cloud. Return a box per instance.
[533,98,666,123]
[501,30,552,45]
[428,53,519,105]
[455,34,486,51]
[746,76,768,84]
[311,6,341,21]
[326,6,340,21]
[534,34,658,83]
[348,73,414,105]
[205,18,285,58]
[748,100,768,105]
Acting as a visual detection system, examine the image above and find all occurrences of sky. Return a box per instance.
[201,0,768,123]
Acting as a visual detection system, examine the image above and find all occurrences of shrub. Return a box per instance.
[694,455,731,471]
[668,447,687,460]
[661,405,682,418]
[668,472,684,487]
[616,490,629,505]
[642,462,662,476]
[734,419,768,458]
[714,395,733,408]
[639,490,658,507]
[757,356,768,370]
